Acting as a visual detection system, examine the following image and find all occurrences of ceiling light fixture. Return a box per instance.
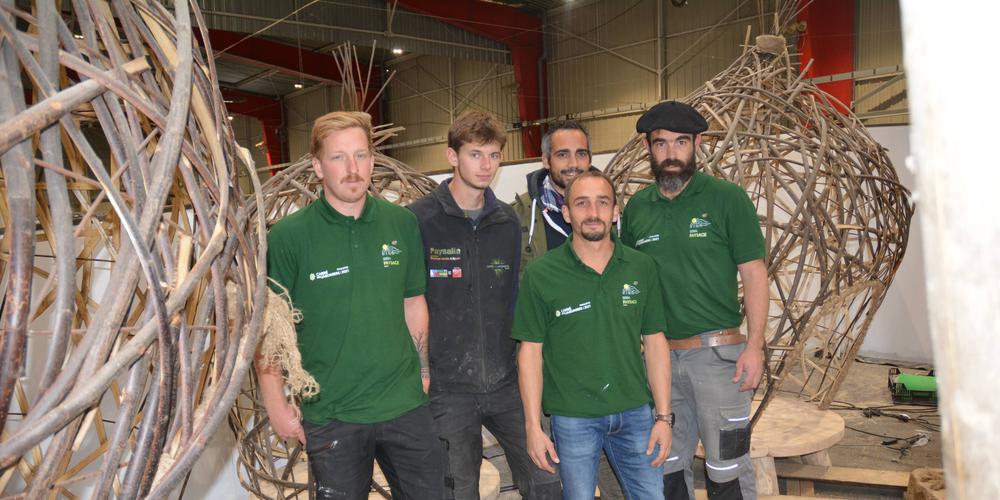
[294,83,304,89]
[392,47,403,55]
[227,115,234,121]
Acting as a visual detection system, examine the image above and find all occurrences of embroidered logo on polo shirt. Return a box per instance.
[382,240,402,267]
[555,301,591,317]
[622,282,640,307]
[310,265,350,281]
[636,234,660,246]
[689,213,711,238]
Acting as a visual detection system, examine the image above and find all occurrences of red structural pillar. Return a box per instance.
[222,88,287,166]
[395,0,544,157]
[798,0,855,114]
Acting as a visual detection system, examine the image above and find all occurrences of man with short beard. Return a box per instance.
[512,121,595,270]
[515,170,673,499]
[621,101,769,500]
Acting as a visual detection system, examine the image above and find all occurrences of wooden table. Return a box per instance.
[748,396,845,495]
[695,396,844,495]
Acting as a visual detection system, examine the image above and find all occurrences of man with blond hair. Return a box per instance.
[261,111,442,499]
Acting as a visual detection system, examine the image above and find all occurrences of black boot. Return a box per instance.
[663,470,691,500]
[706,476,744,500]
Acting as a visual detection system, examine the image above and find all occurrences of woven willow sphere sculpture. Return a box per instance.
[605,34,913,411]
[0,1,265,498]
[230,125,438,499]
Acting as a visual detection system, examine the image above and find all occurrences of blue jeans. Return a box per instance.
[550,404,664,500]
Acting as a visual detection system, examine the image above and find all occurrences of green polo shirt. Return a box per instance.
[512,238,667,418]
[621,171,765,339]
[267,194,427,424]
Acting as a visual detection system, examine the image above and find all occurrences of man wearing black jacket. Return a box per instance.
[409,110,561,499]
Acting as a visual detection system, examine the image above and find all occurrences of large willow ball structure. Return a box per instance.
[605,30,913,413]
[229,128,438,499]
[0,1,266,498]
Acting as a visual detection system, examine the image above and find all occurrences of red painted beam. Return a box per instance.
[222,88,287,165]
[798,0,855,114]
[206,30,382,123]
[394,1,544,157]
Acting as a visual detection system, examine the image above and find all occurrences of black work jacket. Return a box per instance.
[408,180,522,393]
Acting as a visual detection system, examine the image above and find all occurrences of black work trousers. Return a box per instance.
[431,383,561,499]
[303,405,443,500]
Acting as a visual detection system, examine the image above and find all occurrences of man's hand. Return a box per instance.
[266,402,305,444]
[421,371,430,394]
[733,343,764,391]
[526,426,560,474]
[646,420,672,467]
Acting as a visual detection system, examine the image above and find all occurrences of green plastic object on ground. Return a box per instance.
[898,373,937,392]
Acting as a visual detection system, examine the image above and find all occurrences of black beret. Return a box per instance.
[636,101,708,134]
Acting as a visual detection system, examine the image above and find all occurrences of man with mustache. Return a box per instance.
[622,101,768,500]
[408,111,561,499]
[512,121,595,269]
[262,111,442,498]
[514,170,673,499]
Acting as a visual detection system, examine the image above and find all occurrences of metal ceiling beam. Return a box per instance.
[207,29,351,83]
[233,69,280,88]
[394,0,544,157]
[200,9,508,57]
[207,29,382,122]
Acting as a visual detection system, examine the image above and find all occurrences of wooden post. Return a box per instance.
[900,2,1000,498]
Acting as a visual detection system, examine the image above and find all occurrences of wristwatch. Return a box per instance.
[655,412,675,427]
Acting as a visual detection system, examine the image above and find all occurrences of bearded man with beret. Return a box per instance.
[621,101,770,500]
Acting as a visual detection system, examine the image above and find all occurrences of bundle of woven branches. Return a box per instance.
[227,44,438,499]
[0,0,265,497]
[605,21,913,415]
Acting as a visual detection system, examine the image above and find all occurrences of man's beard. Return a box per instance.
[551,167,584,190]
[580,218,608,242]
[652,155,696,193]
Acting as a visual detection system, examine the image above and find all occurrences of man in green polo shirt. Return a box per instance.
[622,101,769,500]
[261,111,442,499]
[514,170,673,500]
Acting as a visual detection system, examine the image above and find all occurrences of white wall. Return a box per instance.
[434,127,932,364]
[859,125,931,364]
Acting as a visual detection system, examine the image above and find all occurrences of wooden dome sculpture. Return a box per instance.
[0,0,265,497]
[227,44,439,499]
[605,26,913,415]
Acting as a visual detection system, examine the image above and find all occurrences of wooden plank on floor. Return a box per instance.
[775,462,910,488]
[695,490,837,500]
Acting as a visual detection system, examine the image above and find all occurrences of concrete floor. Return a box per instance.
[485,360,942,499]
